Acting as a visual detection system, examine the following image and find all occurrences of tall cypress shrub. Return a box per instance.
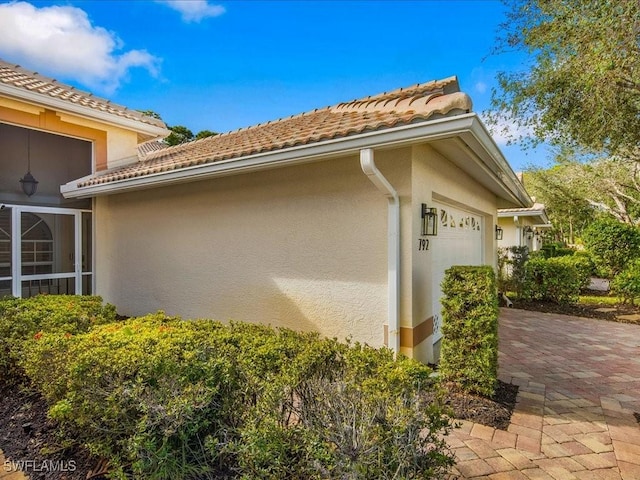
[439,266,498,397]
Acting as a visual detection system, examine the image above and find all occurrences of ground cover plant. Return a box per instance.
[5,298,456,480]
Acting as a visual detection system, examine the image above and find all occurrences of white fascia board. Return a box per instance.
[498,210,544,218]
[0,84,169,138]
[62,113,526,203]
[465,119,532,208]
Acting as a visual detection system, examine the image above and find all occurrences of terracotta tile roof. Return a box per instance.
[0,59,166,129]
[138,140,168,158]
[77,76,472,188]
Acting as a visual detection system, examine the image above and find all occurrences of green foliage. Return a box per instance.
[522,257,582,304]
[439,266,498,397]
[21,314,454,479]
[583,218,640,277]
[498,246,529,297]
[560,254,594,290]
[523,166,594,244]
[491,0,640,158]
[611,259,640,305]
[194,130,218,140]
[164,125,194,146]
[165,126,218,146]
[0,295,117,377]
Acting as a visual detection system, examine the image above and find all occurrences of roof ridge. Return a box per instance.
[141,77,464,162]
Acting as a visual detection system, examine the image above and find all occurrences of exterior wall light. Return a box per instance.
[523,226,533,240]
[495,225,504,240]
[421,203,438,236]
[19,130,38,197]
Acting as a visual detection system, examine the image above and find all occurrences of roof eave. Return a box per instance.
[0,83,170,138]
[62,113,529,206]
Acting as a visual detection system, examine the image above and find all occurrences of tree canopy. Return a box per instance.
[137,110,218,146]
[490,0,640,160]
[525,154,640,244]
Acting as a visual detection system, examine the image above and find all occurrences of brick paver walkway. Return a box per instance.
[0,449,27,480]
[447,308,640,480]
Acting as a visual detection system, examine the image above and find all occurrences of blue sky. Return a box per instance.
[0,0,550,171]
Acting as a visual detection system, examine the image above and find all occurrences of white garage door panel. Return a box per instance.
[431,202,483,342]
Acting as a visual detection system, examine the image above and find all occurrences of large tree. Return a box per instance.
[490,0,640,159]
[526,155,640,244]
[523,164,593,243]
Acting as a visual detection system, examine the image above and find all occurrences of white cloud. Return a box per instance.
[474,81,487,94]
[158,0,225,22]
[0,1,160,94]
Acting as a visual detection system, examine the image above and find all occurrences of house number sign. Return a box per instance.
[418,238,429,251]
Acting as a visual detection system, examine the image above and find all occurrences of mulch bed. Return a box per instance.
[508,289,640,325]
[440,380,519,431]
[0,379,107,480]
[1,376,520,479]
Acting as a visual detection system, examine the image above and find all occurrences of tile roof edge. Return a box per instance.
[0,60,168,132]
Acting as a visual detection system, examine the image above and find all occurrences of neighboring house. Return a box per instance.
[0,59,530,364]
[497,203,552,252]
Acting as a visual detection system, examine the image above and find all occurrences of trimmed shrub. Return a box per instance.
[21,313,455,479]
[522,257,582,304]
[583,218,640,277]
[0,295,117,377]
[611,259,640,305]
[439,266,498,397]
[556,255,593,290]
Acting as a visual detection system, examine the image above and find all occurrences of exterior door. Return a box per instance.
[431,202,484,343]
[0,204,92,298]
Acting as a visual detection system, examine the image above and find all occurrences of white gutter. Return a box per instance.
[360,148,400,356]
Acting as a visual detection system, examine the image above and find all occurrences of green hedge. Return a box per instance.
[522,257,584,304]
[0,295,117,377]
[611,259,640,305]
[21,313,455,479]
[439,266,498,397]
[583,218,640,277]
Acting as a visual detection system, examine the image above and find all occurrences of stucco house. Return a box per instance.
[0,59,530,363]
[497,203,552,252]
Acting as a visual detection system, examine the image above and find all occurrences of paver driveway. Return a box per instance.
[447,308,640,480]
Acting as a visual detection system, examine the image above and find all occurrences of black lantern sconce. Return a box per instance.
[19,130,38,197]
[421,203,438,236]
[495,225,504,240]
[523,226,534,240]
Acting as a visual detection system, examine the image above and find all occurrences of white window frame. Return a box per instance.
[1,204,92,298]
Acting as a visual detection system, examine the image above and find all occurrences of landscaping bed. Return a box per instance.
[510,289,640,325]
[0,377,518,480]
[0,379,105,480]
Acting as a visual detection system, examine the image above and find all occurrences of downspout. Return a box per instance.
[360,148,400,356]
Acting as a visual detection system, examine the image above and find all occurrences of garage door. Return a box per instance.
[431,202,484,343]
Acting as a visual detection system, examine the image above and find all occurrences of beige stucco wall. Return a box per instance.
[410,143,498,363]
[0,96,144,172]
[58,114,139,168]
[498,216,540,251]
[95,149,415,346]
